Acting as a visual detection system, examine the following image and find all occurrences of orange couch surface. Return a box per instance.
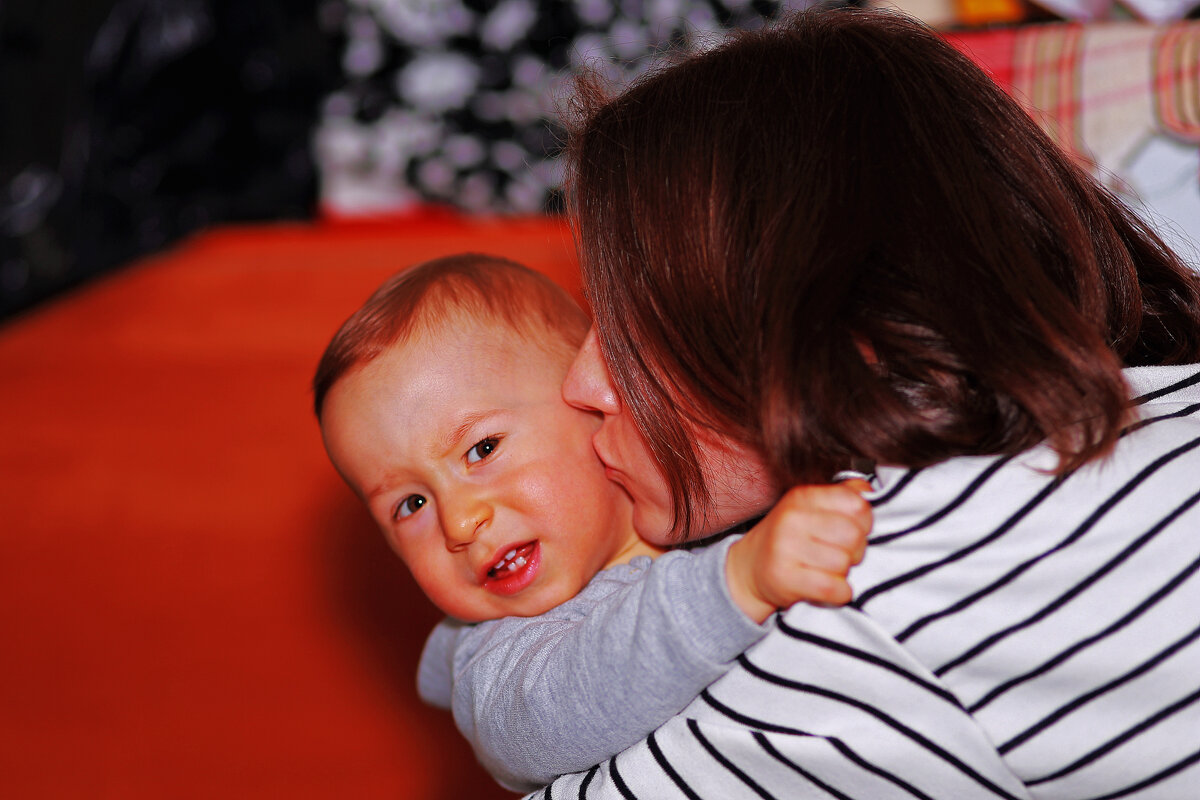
[0,214,582,799]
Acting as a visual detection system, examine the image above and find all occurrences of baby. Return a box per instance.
[313,254,870,791]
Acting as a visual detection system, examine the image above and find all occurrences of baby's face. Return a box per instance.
[320,314,637,621]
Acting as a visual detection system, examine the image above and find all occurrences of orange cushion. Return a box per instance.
[0,213,576,798]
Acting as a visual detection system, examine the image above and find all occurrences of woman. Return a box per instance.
[548,8,1200,799]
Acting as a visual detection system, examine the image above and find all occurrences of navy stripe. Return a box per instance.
[1028,685,1200,785]
[1121,401,1200,436]
[933,440,1200,672]
[1130,368,1200,404]
[1085,748,1200,800]
[868,401,1197,574]
[542,783,553,800]
[700,691,937,800]
[578,765,597,800]
[998,621,1200,753]
[870,468,922,509]
[752,732,856,800]
[868,456,1015,546]
[936,484,1200,681]
[888,479,1065,638]
[609,756,637,800]
[732,655,1024,800]
[701,686,813,737]
[688,720,777,800]
[647,732,703,800]
[963,488,1200,703]
[977,553,1200,748]
[775,616,962,707]
[863,397,1200,610]
[859,475,1066,612]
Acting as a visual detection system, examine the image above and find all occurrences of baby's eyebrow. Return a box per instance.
[440,409,501,455]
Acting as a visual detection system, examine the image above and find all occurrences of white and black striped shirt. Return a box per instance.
[530,364,1200,800]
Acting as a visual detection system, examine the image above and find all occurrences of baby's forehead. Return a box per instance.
[406,305,577,363]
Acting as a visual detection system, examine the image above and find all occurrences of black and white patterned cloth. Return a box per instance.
[528,364,1200,799]
[0,0,833,318]
[315,0,828,215]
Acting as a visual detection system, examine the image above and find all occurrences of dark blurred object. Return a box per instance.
[1,0,333,321]
[315,0,805,218]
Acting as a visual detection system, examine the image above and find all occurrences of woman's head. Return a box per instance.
[562,328,779,545]
[564,8,1200,540]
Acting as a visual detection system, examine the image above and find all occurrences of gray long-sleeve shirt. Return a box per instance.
[417,535,767,792]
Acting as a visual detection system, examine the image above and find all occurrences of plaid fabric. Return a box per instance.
[955,21,1200,263]
[958,21,1200,169]
[1012,24,1088,165]
[1157,24,1200,140]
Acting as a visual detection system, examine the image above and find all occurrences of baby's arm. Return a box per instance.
[421,536,763,792]
[426,482,872,792]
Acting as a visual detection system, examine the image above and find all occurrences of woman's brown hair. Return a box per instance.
[565,8,1200,538]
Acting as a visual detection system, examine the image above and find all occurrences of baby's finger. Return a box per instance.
[804,511,870,559]
[840,477,873,495]
[780,483,872,520]
[787,567,854,606]
[794,538,858,577]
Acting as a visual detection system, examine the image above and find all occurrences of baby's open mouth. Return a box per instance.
[487,542,537,579]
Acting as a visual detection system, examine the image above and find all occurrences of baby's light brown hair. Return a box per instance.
[313,253,589,420]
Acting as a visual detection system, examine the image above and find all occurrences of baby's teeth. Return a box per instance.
[514,557,526,567]
[507,562,518,572]
[504,549,517,560]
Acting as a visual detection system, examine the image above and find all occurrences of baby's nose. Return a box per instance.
[441,497,491,551]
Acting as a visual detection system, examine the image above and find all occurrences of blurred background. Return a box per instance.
[2,0,1198,798]
[6,0,1197,322]
[2,0,844,321]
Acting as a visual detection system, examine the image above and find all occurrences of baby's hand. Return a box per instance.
[725,481,872,623]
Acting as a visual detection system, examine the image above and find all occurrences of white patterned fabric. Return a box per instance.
[530,364,1200,799]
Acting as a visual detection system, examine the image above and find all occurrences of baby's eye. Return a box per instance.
[395,494,427,520]
[466,436,500,464]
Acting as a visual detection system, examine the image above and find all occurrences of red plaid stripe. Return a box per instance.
[946,28,1018,90]
[1013,25,1086,160]
[1155,24,1200,141]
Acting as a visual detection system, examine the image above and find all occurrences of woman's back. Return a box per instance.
[542,364,1200,798]
[847,364,1200,794]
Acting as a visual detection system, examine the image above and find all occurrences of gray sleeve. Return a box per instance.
[416,617,469,710]
[447,535,767,792]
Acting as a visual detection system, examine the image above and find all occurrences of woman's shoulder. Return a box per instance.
[866,362,1200,517]
[1122,363,1200,405]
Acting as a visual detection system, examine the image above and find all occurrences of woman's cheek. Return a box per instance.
[627,482,678,545]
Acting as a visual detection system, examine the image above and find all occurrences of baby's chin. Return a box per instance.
[496,582,582,619]
[444,582,583,623]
